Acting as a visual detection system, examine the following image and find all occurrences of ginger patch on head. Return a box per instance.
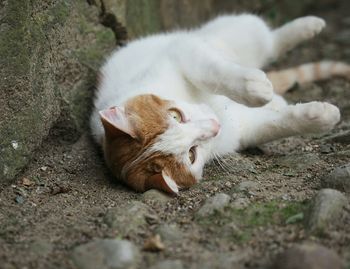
[99,94,196,195]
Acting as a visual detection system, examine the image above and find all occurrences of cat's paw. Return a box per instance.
[295,16,326,39]
[243,70,274,107]
[294,102,340,133]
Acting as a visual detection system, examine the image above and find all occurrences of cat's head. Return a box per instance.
[99,94,220,195]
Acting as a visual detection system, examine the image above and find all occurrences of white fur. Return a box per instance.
[91,14,340,182]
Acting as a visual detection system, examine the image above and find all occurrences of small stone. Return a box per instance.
[275,153,320,171]
[272,243,344,269]
[30,240,53,257]
[149,260,184,269]
[319,144,334,154]
[71,239,139,269]
[156,223,183,242]
[335,30,350,44]
[21,177,34,186]
[306,189,347,234]
[143,234,165,252]
[321,164,350,193]
[196,193,230,218]
[194,250,248,269]
[104,201,154,236]
[343,17,350,26]
[40,166,48,171]
[236,181,259,192]
[50,184,71,195]
[15,195,25,204]
[231,197,250,209]
[11,140,19,150]
[326,130,350,144]
[142,189,172,205]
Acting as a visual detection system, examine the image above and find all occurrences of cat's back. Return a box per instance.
[101,31,192,86]
[91,31,194,142]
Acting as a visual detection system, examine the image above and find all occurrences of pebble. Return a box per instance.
[321,164,350,193]
[30,240,53,257]
[143,234,165,252]
[142,189,172,205]
[192,250,247,269]
[326,130,350,144]
[306,189,347,233]
[271,243,344,269]
[149,260,184,269]
[104,201,154,236]
[196,193,230,218]
[15,195,25,204]
[335,30,350,44]
[275,153,320,171]
[231,197,250,209]
[21,177,34,186]
[71,239,139,269]
[235,181,259,193]
[319,144,334,154]
[156,223,183,242]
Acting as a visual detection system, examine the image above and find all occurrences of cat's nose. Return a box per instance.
[193,119,221,140]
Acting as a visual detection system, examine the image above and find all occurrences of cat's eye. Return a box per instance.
[169,108,183,123]
[189,146,196,164]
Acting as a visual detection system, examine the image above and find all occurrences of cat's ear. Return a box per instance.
[99,106,137,139]
[145,170,179,195]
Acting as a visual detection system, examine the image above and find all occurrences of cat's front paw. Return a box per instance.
[294,102,340,133]
[243,70,274,107]
[295,16,326,39]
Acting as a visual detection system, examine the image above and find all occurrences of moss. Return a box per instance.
[125,0,162,38]
[197,200,308,243]
[50,1,71,26]
[0,1,30,76]
[66,78,95,132]
[73,3,115,71]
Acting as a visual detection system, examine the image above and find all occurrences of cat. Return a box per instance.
[90,14,350,195]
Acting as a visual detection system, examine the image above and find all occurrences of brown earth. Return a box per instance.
[1,1,350,269]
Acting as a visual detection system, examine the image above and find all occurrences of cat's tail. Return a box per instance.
[267,61,350,95]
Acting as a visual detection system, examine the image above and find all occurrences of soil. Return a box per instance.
[1,2,350,269]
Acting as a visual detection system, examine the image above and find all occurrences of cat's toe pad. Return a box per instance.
[244,70,274,107]
[294,102,340,132]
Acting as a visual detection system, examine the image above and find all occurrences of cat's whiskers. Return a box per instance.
[213,152,231,174]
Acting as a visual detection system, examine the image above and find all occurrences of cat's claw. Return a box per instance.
[293,102,340,132]
[243,70,274,107]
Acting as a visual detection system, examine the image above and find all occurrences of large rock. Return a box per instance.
[306,189,347,234]
[71,239,140,269]
[0,0,115,184]
[321,164,350,193]
[272,243,344,269]
[104,201,155,236]
[196,193,230,218]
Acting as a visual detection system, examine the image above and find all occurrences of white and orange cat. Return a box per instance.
[90,14,350,195]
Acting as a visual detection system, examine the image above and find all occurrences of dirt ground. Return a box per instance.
[1,2,350,269]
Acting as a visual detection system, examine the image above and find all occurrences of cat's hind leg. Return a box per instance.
[238,99,340,149]
[273,16,326,58]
